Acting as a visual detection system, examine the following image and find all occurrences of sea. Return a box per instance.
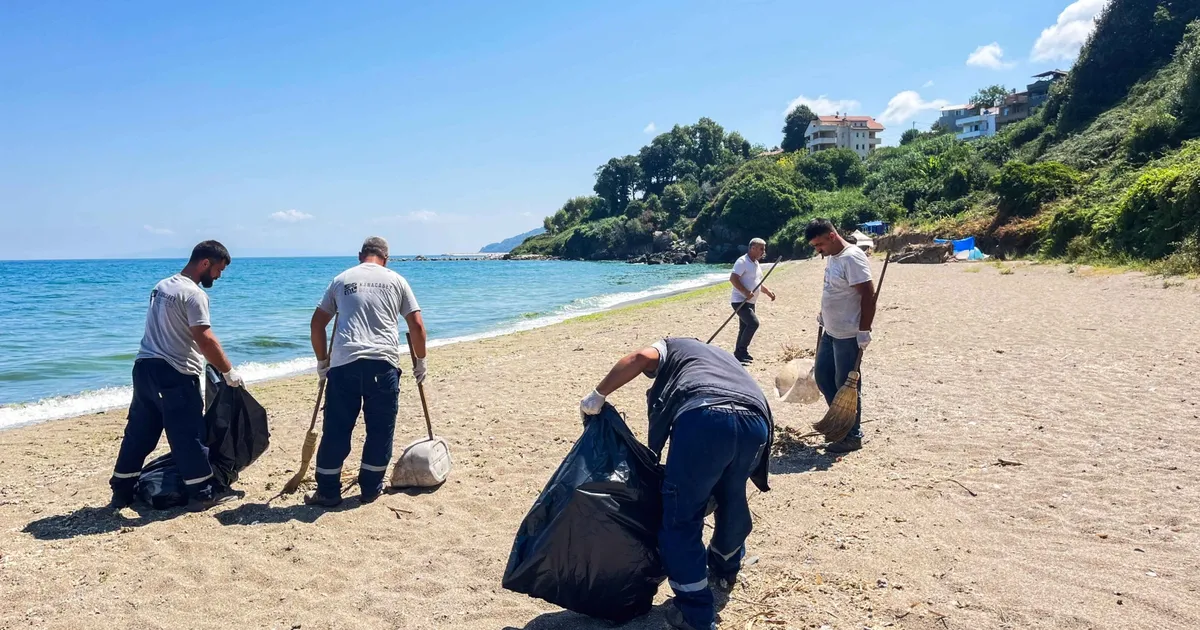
[0,257,727,430]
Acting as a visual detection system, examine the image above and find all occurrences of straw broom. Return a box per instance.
[282,317,336,494]
[811,255,889,443]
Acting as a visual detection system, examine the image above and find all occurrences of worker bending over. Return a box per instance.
[580,337,773,630]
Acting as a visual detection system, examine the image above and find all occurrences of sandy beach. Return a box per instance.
[2,259,1198,630]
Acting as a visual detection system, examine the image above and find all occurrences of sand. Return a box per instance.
[2,260,1198,630]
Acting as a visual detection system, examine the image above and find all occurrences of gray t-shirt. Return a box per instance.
[820,245,873,339]
[136,274,211,376]
[318,263,421,369]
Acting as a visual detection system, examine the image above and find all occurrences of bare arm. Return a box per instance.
[191,326,233,373]
[595,347,660,396]
[729,273,752,299]
[405,311,427,359]
[311,308,334,360]
[854,281,877,331]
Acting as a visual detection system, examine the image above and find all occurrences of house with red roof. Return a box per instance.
[804,114,885,159]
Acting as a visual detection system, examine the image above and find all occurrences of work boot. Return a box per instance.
[825,436,863,454]
[711,574,737,594]
[360,483,385,504]
[303,491,343,508]
[735,353,752,365]
[107,489,134,510]
[664,601,716,630]
[187,490,239,513]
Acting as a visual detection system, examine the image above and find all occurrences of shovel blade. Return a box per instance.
[390,436,452,488]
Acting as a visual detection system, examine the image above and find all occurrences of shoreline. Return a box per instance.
[0,267,739,430]
[2,261,1198,629]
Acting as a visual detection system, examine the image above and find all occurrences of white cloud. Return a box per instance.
[269,209,314,222]
[143,224,173,236]
[521,211,534,217]
[923,80,935,88]
[374,209,462,224]
[967,42,1015,69]
[1032,0,1108,63]
[785,95,861,116]
[878,91,951,125]
[643,122,656,134]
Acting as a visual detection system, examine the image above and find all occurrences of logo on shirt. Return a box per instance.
[344,283,358,295]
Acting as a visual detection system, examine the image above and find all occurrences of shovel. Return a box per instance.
[390,333,452,489]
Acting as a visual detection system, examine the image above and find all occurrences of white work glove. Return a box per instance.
[856,330,872,350]
[412,357,427,385]
[222,368,245,388]
[579,389,606,418]
[316,359,330,381]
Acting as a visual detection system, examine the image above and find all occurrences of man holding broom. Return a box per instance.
[805,218,876,454]
[579,338,773,630]
[304,236,428,507]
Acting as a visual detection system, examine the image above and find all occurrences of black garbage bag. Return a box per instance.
[136,366,271,508]
[502,403,666,623]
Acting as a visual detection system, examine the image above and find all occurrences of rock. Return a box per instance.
[694,236,709,252]
[652,231,675,253]
[893,243,953,264]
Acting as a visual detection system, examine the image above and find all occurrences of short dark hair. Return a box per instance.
[804,218,836,242]
[189,240,231,265]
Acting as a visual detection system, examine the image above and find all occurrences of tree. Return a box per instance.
[782,104,818,153]
[594,156,642,218]
[725,132,751,159]
[900,128,922,145]
[662,183,689,218]
[970,84,1010,108]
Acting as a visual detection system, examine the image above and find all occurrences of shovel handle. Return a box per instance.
[406,333,434,440]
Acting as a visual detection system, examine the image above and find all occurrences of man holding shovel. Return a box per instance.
[805,219,876,454]
[305,236,428,507]
[728,238,776,364]
[580,338,773,630]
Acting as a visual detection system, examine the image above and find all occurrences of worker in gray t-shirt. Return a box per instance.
[109,240,244,511]
[305,236,428,507]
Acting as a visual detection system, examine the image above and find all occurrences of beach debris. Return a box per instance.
[997,458,1024,467]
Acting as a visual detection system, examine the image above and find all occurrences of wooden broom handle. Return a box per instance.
[853,255,890,374]
[306,315,338,433]
[406,333,434,440]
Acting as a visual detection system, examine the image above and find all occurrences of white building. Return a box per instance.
[805,115,884,159]
[956,107,999,141]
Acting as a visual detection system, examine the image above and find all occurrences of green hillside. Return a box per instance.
[515,0,1200,274]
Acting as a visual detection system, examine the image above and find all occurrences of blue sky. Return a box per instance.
[0,0,1104,259]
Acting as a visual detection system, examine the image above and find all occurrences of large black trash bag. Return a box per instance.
[502,403,666,623]
[136,366,271,508]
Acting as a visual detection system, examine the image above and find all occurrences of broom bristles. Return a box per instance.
[812,371,859,443]
[281,430,319,494]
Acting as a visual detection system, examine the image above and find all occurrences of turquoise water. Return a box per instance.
[0,257,726,428]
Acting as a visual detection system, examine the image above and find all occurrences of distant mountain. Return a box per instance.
[479,227,545,253]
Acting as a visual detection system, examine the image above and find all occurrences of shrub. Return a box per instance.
[717,172,810,238]
[990,161,1080,218]
[1110,162,1200,259]
[768,216,816,260]
[1124,108,1180,162]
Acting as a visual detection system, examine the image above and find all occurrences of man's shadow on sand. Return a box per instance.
[24,503,189,541]
[214,484,444,527]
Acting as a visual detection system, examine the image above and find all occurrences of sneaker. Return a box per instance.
[735,354,752,365]
[303,491,343,508]
[664,601,715,630]
[825,436,863,454]
[107,490,134,510]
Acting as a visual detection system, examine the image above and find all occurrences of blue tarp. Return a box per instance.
[935,237,976,252]
[858,221,888,235]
